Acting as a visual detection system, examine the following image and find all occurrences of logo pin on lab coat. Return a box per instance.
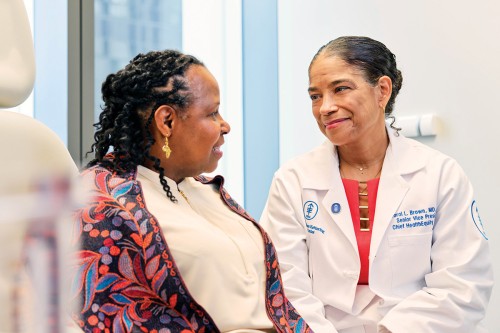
[331,203,341,214]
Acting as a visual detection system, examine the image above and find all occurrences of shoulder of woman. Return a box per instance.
[275,140,334,179]
[391,135,464,175]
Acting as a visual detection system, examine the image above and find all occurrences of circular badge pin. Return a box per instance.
[331,203,341,214]
[303,201,319,220]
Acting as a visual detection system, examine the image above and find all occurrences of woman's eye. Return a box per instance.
[309,94,320,101]
[335,86,349,93]
[210,111,219,119]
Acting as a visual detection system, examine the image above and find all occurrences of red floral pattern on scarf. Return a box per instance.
[71,164,312,333]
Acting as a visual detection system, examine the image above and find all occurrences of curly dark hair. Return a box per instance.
[309,36,403,131]
[87,49,204,202]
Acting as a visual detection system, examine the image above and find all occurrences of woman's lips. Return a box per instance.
[325,118,348,130]
[213,145,223,157]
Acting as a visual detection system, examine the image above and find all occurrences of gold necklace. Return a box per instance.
[339,159,383,180]
[341,159,368,172]
[176,186,190,204]
[340,155,385,175]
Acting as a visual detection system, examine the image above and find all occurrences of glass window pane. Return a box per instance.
[92,0,244,206]
[94,0,182,120]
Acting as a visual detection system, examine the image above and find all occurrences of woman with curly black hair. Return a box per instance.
[71,50,312,333]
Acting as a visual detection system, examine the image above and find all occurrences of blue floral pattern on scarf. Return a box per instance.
[71,163,312,333]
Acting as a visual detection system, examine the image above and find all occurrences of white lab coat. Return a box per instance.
[260,128,493,333]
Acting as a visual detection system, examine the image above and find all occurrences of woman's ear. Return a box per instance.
[153,105,175,137]
[377,76,392,109]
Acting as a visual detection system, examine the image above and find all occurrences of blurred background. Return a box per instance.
[1,0,499,331]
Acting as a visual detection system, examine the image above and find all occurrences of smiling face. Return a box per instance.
[308,55,390,147]
[155,65,230,181]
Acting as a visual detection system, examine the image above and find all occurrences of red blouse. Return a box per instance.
[342,178,380,285]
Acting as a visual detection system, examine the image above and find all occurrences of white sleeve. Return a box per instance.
[260,172,338,333]
[380,159,494,333]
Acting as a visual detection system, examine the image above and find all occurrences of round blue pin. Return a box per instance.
[331,203,341,214]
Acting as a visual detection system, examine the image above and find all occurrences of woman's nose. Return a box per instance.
[220,117,231,134]
[319,95,338,115]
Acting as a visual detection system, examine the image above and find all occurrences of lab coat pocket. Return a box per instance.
[387,232,432,294]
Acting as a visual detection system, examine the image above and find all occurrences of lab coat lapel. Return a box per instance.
[321,144,358,252]
[302,141,359,251]
[324,177,358,252]
[370,146,410,257]
[370,128,424,257]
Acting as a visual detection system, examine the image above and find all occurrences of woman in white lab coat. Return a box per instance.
[260,36,493,333]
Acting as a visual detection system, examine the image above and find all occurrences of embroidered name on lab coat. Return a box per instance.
[306,223,325,234]
[392,207,436,231]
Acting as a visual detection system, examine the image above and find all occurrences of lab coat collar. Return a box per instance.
[300,125,428,190]
[371,126,428,257]
[300,126,428,256]
[300,140,338,190]
[386,125,428,175]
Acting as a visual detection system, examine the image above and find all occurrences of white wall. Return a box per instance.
[277,0,500,330]
[182,0,244,205]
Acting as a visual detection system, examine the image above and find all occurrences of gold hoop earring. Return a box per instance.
[162,136,171,159]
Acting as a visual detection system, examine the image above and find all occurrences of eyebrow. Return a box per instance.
[308,78,353,93]
[207,102,220,111]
